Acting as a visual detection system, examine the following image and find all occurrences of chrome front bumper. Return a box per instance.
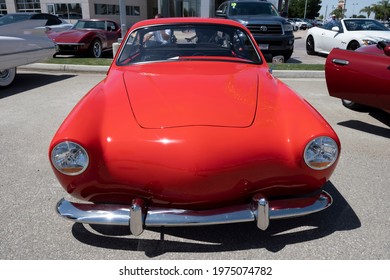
[56,191,332,236]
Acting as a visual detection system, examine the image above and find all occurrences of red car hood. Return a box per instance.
[51,29,90,42]
[123,61,259,128]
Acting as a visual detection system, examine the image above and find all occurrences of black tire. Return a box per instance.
[347,41,360,51]
[0,67,16,87]
[283,49,294,61]
[306,35,316,55]
[342,99,364,110]
[89,39,103,58]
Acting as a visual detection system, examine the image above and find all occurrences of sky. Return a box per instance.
[318,0,379,18]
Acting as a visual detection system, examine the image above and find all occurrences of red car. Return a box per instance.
[49,19,121,58]
[326,41,390,112]
[50,18,340,236]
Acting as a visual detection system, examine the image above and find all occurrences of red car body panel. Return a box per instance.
[50,18,340,232]
[124,62,258,128]
[325,44,390,111]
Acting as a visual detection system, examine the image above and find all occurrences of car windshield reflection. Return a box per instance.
[343,19,389,31]
[117,23,262,65]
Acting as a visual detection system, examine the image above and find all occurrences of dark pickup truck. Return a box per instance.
[216,0,294,61]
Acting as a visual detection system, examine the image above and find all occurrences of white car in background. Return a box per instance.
[0,13,73,32]
[0,20,55,87]
[306,18,390,55]
[287,19,299,31]
[292,18,308,30]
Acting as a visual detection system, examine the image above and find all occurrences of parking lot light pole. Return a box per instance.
[304,0,308,19]
[119,0,127,39]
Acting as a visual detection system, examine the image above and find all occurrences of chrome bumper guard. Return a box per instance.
[56,191,332,236]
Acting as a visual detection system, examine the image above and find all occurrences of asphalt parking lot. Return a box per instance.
[1,61,389,260]
[287,29,326,64]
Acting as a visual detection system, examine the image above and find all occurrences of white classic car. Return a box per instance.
[306,18,390,55]
[0,13,73,32]
[0,20,55,87]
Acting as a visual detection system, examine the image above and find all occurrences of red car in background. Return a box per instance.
[325,41,390,112]
[50,18,340,236]
[49,19,121,58]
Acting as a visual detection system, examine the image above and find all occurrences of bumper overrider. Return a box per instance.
[56,191,332,236]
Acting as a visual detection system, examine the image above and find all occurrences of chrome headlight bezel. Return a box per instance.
[51,141,89,176]
[304,136,339,170]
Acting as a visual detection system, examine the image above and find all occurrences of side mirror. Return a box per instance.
[378,41,390,56]
[331,26,340,32]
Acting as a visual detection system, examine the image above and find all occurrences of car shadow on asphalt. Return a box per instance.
[0,72,75,99]
[338,110,390,139]
[71,182,361,257]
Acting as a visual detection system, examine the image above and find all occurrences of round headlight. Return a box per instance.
[51,141,89,176]
[304,136,338,170]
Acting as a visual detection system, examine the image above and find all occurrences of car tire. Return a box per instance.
[283,49,294,61]
[90,39,103,58]
[0,67,16,87]
[347,41,360,51]
[306,35,316,55]
[342,99,364,110]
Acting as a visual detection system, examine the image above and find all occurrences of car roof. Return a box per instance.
[77,18,111,21]
[131,17,245,30]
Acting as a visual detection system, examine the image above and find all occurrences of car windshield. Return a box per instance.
[228,2,279,16]
[0,14,32,25]
[73,20,105,30]
[117,23,262,65]
[343,19,389,31]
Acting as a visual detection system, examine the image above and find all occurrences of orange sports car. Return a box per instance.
[50,18,340,236]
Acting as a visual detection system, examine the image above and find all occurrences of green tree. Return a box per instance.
[359,5,374,18]
[330,7,344,19]
[372,0,390,20]
[288,0,322,18]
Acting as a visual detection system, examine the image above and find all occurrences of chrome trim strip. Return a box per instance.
[56,43,86,46]
[269,191,333,219]
[145,205,256,227]
[0,47,54,57]
[56,191,332,234]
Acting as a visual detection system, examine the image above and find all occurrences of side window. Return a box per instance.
[220,3,227,13]
[117,30,142,65]
[107,21,117,31]
[217,3,227,14]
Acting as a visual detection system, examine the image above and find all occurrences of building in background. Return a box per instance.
[0,0,222,28]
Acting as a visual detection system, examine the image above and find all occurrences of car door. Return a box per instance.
[325,48,390,111]
[320,28,345,53]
